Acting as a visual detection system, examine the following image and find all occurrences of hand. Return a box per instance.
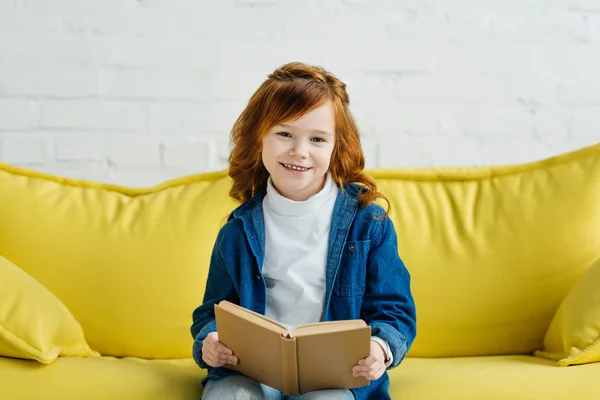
[352,340,386,381]
[201,332,238,368]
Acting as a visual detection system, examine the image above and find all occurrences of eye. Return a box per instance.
[276,131,292,138]
[311,137,326,143]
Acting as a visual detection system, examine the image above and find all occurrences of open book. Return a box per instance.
[214,300,371,396]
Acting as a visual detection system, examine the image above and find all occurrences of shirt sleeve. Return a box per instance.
[361,213,417,369]
[190,228,239,369]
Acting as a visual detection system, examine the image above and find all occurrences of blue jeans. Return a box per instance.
[201,375,355,400]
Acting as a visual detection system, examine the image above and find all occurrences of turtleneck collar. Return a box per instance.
[264,173,338,217]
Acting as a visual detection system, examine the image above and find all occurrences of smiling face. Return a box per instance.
[261,101,336,201]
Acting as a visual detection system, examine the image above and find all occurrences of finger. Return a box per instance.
[204,348,225,365]
[356,359,377,370]
[208,351,237,368]
[205,355,225,368]
[365,364,386,380]
[214,353,229,364]
[202,339,222,356]
[358,355,378,366]
[213,350,233,364]
[213,342,233,356]
[353,365,372,376]
[218,351,237,365]
[211,348,238,366]
[353,361,384,376]
[354,366,372,376]
[207,342,231,358]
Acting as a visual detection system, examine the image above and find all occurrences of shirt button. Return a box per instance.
[255,274,261,280]
[348,244,356,252]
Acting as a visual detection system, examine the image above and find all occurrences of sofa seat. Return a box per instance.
[390,356,600,399]
[0,356,206,400]
[2,354,598,399]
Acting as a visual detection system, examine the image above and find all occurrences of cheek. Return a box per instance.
[261,141,273,162]
[261,139,284,169]
[319,146,335,167]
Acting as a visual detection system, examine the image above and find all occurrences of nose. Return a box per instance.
[290,140,308,159]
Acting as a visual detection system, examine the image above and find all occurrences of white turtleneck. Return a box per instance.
[262,174,339,328]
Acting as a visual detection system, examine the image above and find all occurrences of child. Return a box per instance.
[191,62,416,400]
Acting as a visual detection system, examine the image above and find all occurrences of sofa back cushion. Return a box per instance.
[372,143,600,356]
[0,167,237,358]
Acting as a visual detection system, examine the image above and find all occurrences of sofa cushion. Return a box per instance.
[0,165,238,358]
[388,355,600,399]
[534,257,600,366]
[371,142,600,356]
[0,255,98,364]
[1,355,599,400]
[0,356,204,400]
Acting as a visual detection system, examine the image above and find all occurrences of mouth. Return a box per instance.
[280,162,311,172]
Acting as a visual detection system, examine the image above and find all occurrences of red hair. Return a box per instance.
[228,62,389,212]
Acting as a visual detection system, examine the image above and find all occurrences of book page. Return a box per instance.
[291,319,366,337]
[217,300,289,334]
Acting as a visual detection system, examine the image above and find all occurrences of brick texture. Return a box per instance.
[0,0,598,186]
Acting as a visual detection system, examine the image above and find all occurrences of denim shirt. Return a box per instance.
[191,184,417,400]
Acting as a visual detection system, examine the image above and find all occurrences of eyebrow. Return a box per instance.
[278,123,333,136]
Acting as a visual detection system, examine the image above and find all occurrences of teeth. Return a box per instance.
[284,163,308,171]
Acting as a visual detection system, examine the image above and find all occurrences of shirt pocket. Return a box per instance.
[333,240,370,297]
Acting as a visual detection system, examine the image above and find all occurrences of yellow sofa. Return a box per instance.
[1,142,600,400]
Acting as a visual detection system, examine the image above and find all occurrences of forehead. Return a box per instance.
[275,101,335,133]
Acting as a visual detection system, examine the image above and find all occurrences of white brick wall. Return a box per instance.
[0,0,599,186]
